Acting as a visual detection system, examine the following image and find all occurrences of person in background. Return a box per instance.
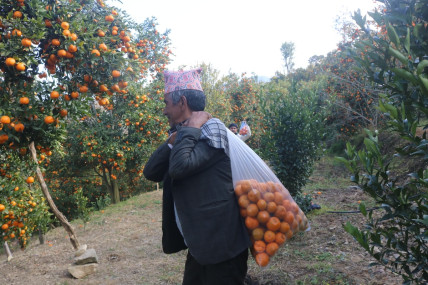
[143,68,250,285]
[228,122,251,142]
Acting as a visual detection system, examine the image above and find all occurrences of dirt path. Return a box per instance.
[0,186,403,285]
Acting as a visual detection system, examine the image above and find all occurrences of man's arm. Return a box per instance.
[143,142,171,182]
[169,127,224,179]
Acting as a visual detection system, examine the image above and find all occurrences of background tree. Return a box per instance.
[280,41,295,74]
[0,0,170,249]
[339,0,428,283]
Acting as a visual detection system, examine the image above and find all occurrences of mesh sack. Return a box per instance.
[227,129,309,267]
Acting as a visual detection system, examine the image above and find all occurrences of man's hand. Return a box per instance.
[183,111,212,128]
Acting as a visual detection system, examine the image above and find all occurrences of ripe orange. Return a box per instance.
[266,201,277,214]
[14,123,24,132]
[247,189,261,203]
[99,84,108,92]
[112,70,121,77]
[266,216,281,232]
[253,240,266,253]
[50,91,60,99]
[91,49,101,57]
[26,176,34,183]
[274,205,287,219]
[5,57,16,66]
[275,232,286,245]
[13,11,22,18]
[1,223,8,230]
[70,33,78,41]
[246,203,259,217]
[105,15,114,22]
[1,115,11,124]
[99,43,108,51]
[245,216,259,230]
[0,134,9,144]
[19,97,29,104]
[68,44,77,53]
[44,116,54,124]
[15,62,25,71]
[263,230,276,243]
[97,30,105,37]
[238,195,250,208]
[60,21,69,30]
[255,252,269,267]
[57,49,67,57]
[79,85,88,93]
[21,38,32,47]
[251,227,264,241]
[0,204,5,211]
[279,222,291,234]
[51,39,60,46]
[256,199,267,211]
[71,91,79,99]
[256,210,270,224]
[274,192,284,205]
[263,192,274,202]
[266,242,279,256]
[284,211,295,225]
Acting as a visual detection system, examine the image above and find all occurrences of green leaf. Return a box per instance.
[392,68,417,84]
[386,22,400,47]
[417,60,428,75]
[388,46,408,65]
[404,27,410,53]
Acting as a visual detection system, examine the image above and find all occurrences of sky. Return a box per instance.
[113,0,377,79]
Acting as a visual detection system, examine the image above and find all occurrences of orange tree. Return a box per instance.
[339,0,428,283]
[198,62,232,123]
[259,69,328,201]
[0,0,170,248]
[44,77,169,217]
[223,72,264,149]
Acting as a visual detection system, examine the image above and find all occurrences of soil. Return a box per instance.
[0,169,404,284]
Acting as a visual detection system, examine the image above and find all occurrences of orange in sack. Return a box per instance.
[229,128,310,268]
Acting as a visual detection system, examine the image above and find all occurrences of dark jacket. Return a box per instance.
[143,126,250,265]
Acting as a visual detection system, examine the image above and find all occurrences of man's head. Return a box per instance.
[228,123,238,134]
[163,69,206,127]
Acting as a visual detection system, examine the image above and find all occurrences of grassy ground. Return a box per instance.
[0,156,403,285]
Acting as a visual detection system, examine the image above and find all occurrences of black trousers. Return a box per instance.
[182,249,249,285]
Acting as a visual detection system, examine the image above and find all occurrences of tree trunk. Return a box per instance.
[4,241,13,262]
[102,168,116,203]
[38,228,45,245]
[29,142,80,250]
[112,178,120,203]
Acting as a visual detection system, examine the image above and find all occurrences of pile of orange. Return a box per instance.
[235,179,309,267]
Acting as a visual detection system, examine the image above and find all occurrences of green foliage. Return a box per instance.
[337,1,428,283]
[260,74,328,195]
[75,187,90,228]
[293,192,313,214]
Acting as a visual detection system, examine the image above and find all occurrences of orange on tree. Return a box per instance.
[19,97,29,104]
[26,176,34,184]
[50,91,60,99]
[44,116,54,124]
[5,57,16,66]
[15,62,26,71]
[1,116,11,124]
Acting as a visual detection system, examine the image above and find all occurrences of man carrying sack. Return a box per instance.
[143,68,250,285]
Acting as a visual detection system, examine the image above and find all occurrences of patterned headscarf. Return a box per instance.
[164,68,203,94]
